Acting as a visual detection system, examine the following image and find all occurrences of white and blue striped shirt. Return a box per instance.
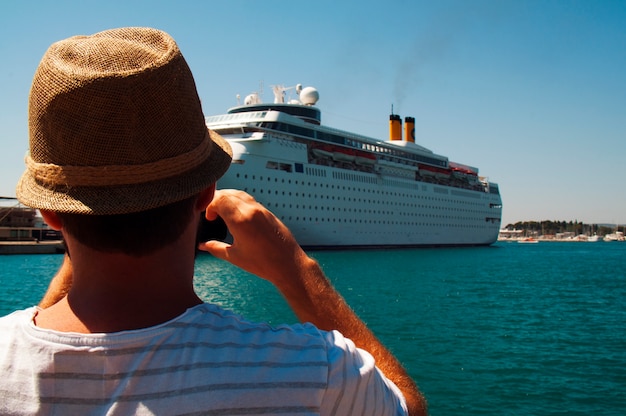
[0,303,407,415]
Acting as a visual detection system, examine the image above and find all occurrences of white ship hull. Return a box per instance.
[207,85,502,248]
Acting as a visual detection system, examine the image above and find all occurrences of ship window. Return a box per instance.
[267,122,315,138]
[266,161,292,172]
[317,131,346,145]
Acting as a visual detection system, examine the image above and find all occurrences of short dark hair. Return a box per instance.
[58,195,198,256]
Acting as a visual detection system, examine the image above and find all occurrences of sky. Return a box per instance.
[1,0,625,226]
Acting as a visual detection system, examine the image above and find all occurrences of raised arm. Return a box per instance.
[198,189,427,415]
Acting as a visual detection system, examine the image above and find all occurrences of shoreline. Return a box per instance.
[0,240,65,255]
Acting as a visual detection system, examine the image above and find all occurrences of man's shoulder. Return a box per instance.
[0,308,37,359]
[0,307,36,328]
[181,303,331,347]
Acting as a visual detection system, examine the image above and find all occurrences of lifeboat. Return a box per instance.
[311,144,334,159]
[332,148,356,162]
[450,162,479,182]
[419,164,451,179]
[355,151,376,166]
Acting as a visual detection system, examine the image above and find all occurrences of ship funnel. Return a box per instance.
[404,117,415,143]
[389,114,402,141]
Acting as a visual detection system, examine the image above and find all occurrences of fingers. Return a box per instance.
[198,189,305,283]
[205,189,256,221]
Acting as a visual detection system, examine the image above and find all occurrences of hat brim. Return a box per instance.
[16,129,232,215]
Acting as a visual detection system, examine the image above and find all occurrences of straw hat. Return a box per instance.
[16,27,232,215]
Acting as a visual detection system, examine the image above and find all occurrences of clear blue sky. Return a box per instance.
[1,0,625,226]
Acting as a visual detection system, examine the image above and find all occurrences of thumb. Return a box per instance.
[197,240,230,260]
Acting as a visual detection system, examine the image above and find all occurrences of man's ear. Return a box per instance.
[196,184,216,211]
[40,210,63,231]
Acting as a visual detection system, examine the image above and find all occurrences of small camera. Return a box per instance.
[196,215,228,243]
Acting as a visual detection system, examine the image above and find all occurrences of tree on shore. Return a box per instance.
[503,221,623,236]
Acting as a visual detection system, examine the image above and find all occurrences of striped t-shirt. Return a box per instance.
[0,303,407,415]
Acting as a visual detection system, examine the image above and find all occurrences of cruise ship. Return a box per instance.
[205,84,502,249]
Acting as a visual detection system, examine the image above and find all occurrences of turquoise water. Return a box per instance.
[1,242,625,415]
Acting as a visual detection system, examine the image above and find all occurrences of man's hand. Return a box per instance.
[198,189,309,288]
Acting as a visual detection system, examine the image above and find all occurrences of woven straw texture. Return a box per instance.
[16,27,232,215]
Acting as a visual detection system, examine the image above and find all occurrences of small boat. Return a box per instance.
[354,152,376,166]
[311,146,334,159]
[418,164,451,180]
[603,231,625,242]
[518,237,539,244]
[332,148,356,162]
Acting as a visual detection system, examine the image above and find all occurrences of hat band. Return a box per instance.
[26,135,212,187]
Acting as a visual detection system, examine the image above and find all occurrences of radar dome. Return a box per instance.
[299,87,319,105]
[244,93,261,105]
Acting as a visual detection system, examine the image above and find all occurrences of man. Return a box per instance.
[0,27,426,415]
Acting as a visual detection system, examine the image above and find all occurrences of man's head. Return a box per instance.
[16,27,232,215]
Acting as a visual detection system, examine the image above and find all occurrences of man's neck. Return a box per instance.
[35,240,202,333]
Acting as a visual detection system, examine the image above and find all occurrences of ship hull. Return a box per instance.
[216,136,502,249]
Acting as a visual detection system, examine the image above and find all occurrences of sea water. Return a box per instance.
[1,242,625,416]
